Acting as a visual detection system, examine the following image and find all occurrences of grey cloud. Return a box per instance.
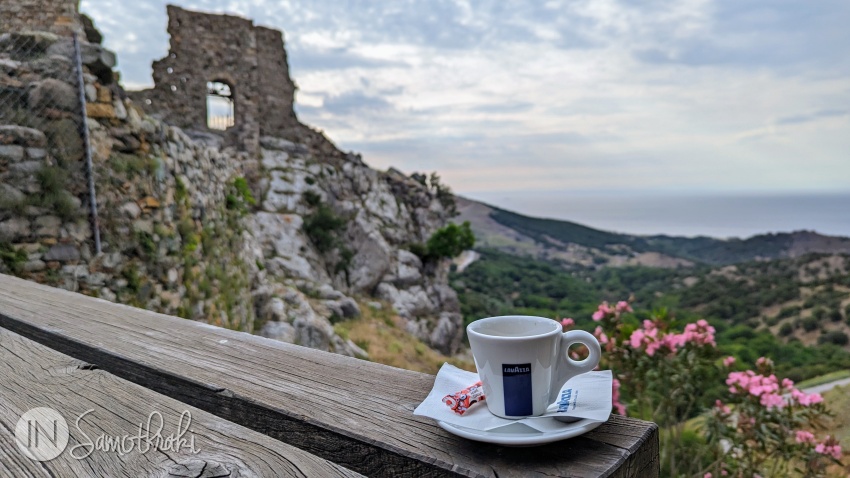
[632,0,850,72]
[776,109,849,126]
[288,46,410,72]
[301,91,395,116]
[469,102,535,114]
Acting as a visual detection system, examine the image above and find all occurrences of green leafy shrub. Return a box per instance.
[121,263,141,293]
[226,177,256,212]
[0,242,27,274]
[135,231,156,257]
[424,221,475,260]
[233,177,255,205]
[303,190,322,207]
[178,219,199,253]
[32,165,76,220]
[777,305,802,319]
[303,203,346,253]
[335,246,354,275]
[428,172,457,216]
[175,177,188,202]
[110,152,157,178]
[818,331,849,346]
[801,315,819,332]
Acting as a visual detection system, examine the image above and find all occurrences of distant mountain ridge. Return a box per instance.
[456,197,850,267]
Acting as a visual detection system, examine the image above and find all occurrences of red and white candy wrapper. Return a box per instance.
[443,381,486,415]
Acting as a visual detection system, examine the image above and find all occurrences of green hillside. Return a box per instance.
[488,207,647,252]
[452,248,850,382]
[489,205,814,265]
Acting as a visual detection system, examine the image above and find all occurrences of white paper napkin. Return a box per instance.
[414,363,612,433]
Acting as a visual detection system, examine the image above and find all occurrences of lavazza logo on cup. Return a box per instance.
[501,363,533,416]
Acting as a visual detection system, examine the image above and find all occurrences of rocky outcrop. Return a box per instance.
[248,133,464,354]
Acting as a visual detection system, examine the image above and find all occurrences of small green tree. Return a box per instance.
[425,221,475,260]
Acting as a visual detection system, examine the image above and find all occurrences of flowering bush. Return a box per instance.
[704,357,842,477]
[563,301,846,477]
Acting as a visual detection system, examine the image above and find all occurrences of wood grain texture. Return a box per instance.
[0,273,659,477]
[0,327,364,477]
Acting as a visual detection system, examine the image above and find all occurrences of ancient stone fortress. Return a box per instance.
[129,6,300,155]
[0,1,466,358]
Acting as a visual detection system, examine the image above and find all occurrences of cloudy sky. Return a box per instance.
[81,0,850,201]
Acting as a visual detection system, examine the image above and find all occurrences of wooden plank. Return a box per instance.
[0,327,364,477]
[0,273,659,477]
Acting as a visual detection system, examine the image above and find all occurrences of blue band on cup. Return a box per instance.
[502,363,532,416]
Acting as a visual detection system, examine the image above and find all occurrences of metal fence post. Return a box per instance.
[72,32,102,255]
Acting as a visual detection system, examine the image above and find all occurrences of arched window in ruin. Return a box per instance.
[206,81,235,130]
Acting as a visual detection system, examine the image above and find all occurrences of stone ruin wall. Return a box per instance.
[0,0,80,35]
[129,6,300,154]
[255,26,298,138]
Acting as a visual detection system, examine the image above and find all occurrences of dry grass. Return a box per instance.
[823,383,850,473]
[334,302,474,375]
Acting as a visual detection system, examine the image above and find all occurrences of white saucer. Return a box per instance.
[437,417,604,446]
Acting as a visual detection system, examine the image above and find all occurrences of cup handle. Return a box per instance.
[549,330,602,404]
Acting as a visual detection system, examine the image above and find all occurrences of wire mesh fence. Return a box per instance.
[0,30,99,252]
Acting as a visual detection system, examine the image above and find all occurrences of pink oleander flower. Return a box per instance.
[612,378,627,415]
[660,332,686,352]
[795,430,816,444]
[723,356,736,367]
[627,320,663,355]
[791,388,823,406]
[760,392,784,408]
[629,328,645,349]
[756,356,773,368]
[726,370,787,408]
[615,300,632,313]
[593,326,609,345]
[781,378,794,390]
[561,318,575,328]
[592,301,615,321]
[815,436,842,460]
[682,320,717,347]
[714,399,731,415]
[703,473,712,478]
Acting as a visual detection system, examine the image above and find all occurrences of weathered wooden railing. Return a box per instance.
[0,273,659,477]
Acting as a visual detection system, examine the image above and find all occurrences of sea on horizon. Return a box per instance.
[465,191,850,240]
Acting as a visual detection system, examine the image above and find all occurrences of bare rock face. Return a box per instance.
[259,321,296,343]
[251,136,465,355]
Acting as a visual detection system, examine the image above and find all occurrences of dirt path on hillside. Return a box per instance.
[803,377,850,396]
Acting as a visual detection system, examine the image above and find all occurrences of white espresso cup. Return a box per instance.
[467,315,601,419]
